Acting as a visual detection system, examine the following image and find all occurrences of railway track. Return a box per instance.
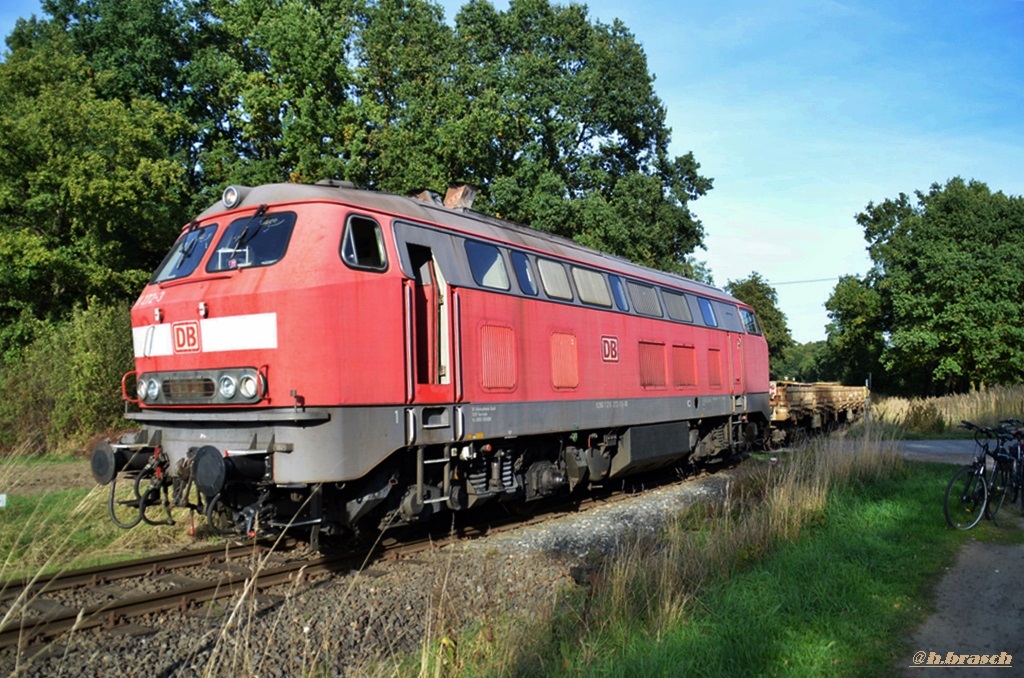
[0,455,744,654]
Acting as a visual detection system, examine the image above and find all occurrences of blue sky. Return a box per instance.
[3,0,1022,343]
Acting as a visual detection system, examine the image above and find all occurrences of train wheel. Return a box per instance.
[108,472,144,529]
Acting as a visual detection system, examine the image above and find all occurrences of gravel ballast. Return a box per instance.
[1,464,746,676]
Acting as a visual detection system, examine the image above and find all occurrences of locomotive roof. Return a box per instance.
[195,181,744,306]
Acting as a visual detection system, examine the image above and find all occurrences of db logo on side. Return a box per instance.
[172,320,202,353]
[601,336,619,363]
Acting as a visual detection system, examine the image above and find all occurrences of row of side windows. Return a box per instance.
[461,237,761,334]
[337,214,762,338]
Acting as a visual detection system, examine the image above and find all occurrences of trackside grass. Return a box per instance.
[417,438,1021,677]
[0,453,212,581]
[563,466,985,676]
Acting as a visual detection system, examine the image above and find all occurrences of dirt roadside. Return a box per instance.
[899,441,1024,676]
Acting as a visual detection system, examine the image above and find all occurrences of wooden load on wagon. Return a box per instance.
[767,381,869,447]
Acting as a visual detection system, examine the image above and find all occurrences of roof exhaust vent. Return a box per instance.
[444,184,478,210]
[315,178,357,189]
[408,189,444,206]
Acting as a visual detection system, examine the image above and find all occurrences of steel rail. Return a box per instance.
[0,549,360,651]
[0,455,747,652]
[0,539,292,603]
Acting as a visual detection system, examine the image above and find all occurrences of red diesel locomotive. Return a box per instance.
[91,180,771,542]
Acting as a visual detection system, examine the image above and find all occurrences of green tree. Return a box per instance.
[776,341,826,383]
[196,0,368,191]
[818,275,885,388]
[725,272,793,378]
[453,0,711,273]
[827,178,1024,395]
[0,0,717,448]
[0,33,186,353]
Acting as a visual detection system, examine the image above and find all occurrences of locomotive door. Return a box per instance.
[405,244,454,404]
[729,332,745,394]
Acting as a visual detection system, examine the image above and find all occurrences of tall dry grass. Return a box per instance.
[872,384,1024,434]
[436,427,905,675]
[0,448,212,583]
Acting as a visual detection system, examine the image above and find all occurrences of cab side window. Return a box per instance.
[537,259,574,300]
[341,215,388,271]
[698,297,718,326]
[608,275,630,311]
[741,308,762,335]
[510,251,538,296]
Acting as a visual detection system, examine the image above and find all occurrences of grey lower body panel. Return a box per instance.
[126,391,770,484]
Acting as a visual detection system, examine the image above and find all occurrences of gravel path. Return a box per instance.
[898,441,1024,675]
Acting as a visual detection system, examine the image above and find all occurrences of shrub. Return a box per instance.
[0,301,134,455]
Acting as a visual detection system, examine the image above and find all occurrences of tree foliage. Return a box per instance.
[823,178,1024,395]
[776,341,826,383]
[0,31,187,354]
[0,0,713,358]
[0,0,716,447]
[0,302,133,452]
[818,275,886,389]
[724,272,793,379]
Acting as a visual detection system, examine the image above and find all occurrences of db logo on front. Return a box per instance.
[172,320,202,353]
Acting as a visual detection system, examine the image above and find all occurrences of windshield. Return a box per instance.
[206,211,297,272]
[150,224,218,283]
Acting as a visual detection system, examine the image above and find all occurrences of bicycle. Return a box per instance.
[997,418,1024,516]
[982,424,1018,522]
[943,421,996,529]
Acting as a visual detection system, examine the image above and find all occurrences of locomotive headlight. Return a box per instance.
[218,375,238,399]
[146,379,160,401]
[239,374,259,399]
[222,185,250,209]
[137,379,148,401]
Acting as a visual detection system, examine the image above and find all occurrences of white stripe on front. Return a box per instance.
[133,312,278,358]
[133,324,173,357]
[201,313,278,352]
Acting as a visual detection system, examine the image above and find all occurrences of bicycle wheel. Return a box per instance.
[986,462,1010,521]
[1009,459,1021,505]
[944,465,988,530]
[1009,456,1023,507]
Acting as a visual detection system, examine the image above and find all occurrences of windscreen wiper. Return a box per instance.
[231,204,269,254]
[174,220,203,272]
